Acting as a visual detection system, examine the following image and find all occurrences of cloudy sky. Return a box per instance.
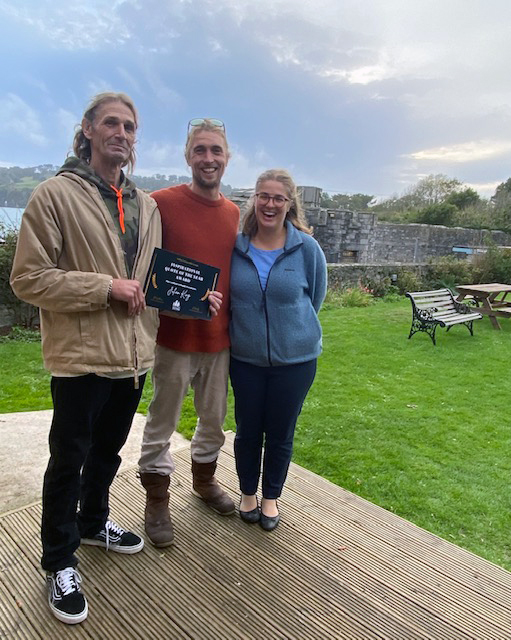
[2,0,511,199]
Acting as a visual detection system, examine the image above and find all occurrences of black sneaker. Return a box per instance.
[81,520,144,554]
[46,567,88,625]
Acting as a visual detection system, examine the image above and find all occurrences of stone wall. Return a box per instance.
[327,263,423,290]
[0,305,15,330]
[369,223,511,263]
[307,208,377,263]
[305,207,511,264]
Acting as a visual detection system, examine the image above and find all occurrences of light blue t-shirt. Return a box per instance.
[248,244,284,290]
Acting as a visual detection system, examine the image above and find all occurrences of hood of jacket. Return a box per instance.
[56,156,138,201]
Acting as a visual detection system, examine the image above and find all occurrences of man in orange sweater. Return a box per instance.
[138,119,240,546]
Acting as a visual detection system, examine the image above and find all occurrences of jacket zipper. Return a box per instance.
[263,253,288,366]
[262,288,272,366]
[76,178,153,385]
[130,197,157,386]
[240,246,287,367]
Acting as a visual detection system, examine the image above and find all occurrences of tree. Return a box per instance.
[402,174,464,209]
[446,187,480,210]
[491,178,511,206]
[416,202,458,226]
[374,174,464,213]
[491,178,511,230]
[320,192,375,210]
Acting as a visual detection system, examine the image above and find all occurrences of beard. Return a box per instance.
[192,168,222,191]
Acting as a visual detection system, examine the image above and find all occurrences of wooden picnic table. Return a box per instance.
[456,282,511,329]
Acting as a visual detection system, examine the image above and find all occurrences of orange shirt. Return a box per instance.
[151,184,240,353]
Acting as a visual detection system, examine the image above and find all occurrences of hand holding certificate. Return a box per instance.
[144,248,221,320]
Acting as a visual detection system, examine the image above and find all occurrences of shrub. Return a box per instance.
[452,203,494,230]
[471,246,511,284]
[0,326,41,343]
[323,287,374,308]
[359,276,393,298]
[0,225,38,328]
[339,287,373,307]
[424,256,473,291]
[323,289,344,309]
[378,290,402,303]
[394,269,423,294]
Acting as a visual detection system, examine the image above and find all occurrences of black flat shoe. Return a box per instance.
[260,503,280,532]
[239,506,260,523]
[239,498,260,524]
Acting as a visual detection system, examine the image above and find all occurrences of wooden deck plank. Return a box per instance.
[117,472,469,640]
[1,436,511,639]
[216,439,511,584]
[0,519,93,639]
[168,454,511,639]
[114,474,392,640]
[2,505,288,640]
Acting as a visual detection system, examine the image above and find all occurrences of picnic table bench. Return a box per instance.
[406,288,482,345]
[456,282,511,329]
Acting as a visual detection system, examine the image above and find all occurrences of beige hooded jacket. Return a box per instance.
[10,165,161,376]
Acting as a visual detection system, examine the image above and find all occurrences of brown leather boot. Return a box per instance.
[191,459,235,515]
[139,472,174,547]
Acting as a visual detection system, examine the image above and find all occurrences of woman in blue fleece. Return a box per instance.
[229,169,327,531]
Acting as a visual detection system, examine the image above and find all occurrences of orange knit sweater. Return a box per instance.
[151,184,240,353]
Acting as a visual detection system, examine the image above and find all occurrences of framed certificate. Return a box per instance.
[144,248,220,320]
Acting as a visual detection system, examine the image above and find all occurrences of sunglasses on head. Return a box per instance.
[188,118,225,132]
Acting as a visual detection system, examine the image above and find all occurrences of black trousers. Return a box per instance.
[41,373,145,572]
[230,357,317,500]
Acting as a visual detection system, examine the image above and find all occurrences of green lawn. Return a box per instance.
[2,300,510,570]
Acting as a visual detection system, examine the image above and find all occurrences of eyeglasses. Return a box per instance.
[255,192,290,206]
[188,118,225,132]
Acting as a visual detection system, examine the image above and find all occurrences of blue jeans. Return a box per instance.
[41,373,145,572]
[230,358,317,499]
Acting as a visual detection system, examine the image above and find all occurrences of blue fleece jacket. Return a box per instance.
[230,221,327,367]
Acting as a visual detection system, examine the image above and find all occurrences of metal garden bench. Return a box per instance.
[406,288,482,345]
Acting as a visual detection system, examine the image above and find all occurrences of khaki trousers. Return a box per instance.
[139,345,229,475]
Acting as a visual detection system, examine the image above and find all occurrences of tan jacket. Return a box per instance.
[10,171,161,375]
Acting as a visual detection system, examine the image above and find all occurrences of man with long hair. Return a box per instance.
[11,92,161,624]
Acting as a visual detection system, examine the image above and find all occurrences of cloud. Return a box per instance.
[225,146,275,188]
[0,94,47,146]
[136,141,187,176]
[57,108,79,141]
[3,0,511,198]
[116,67,142,94]
[87,78,115,97]
[141,68,183,110]
[0,1,130,49]
[465,181,501,198]
[208,38,228,55]
[211,0,511,127]
[407,140,511,164]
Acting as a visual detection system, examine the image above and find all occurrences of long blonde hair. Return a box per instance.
[242,169,311,237]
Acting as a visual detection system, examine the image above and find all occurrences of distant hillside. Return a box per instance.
[0,165,233,207]
[0,165,58,208]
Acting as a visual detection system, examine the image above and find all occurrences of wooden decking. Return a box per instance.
[1,432,511,639]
